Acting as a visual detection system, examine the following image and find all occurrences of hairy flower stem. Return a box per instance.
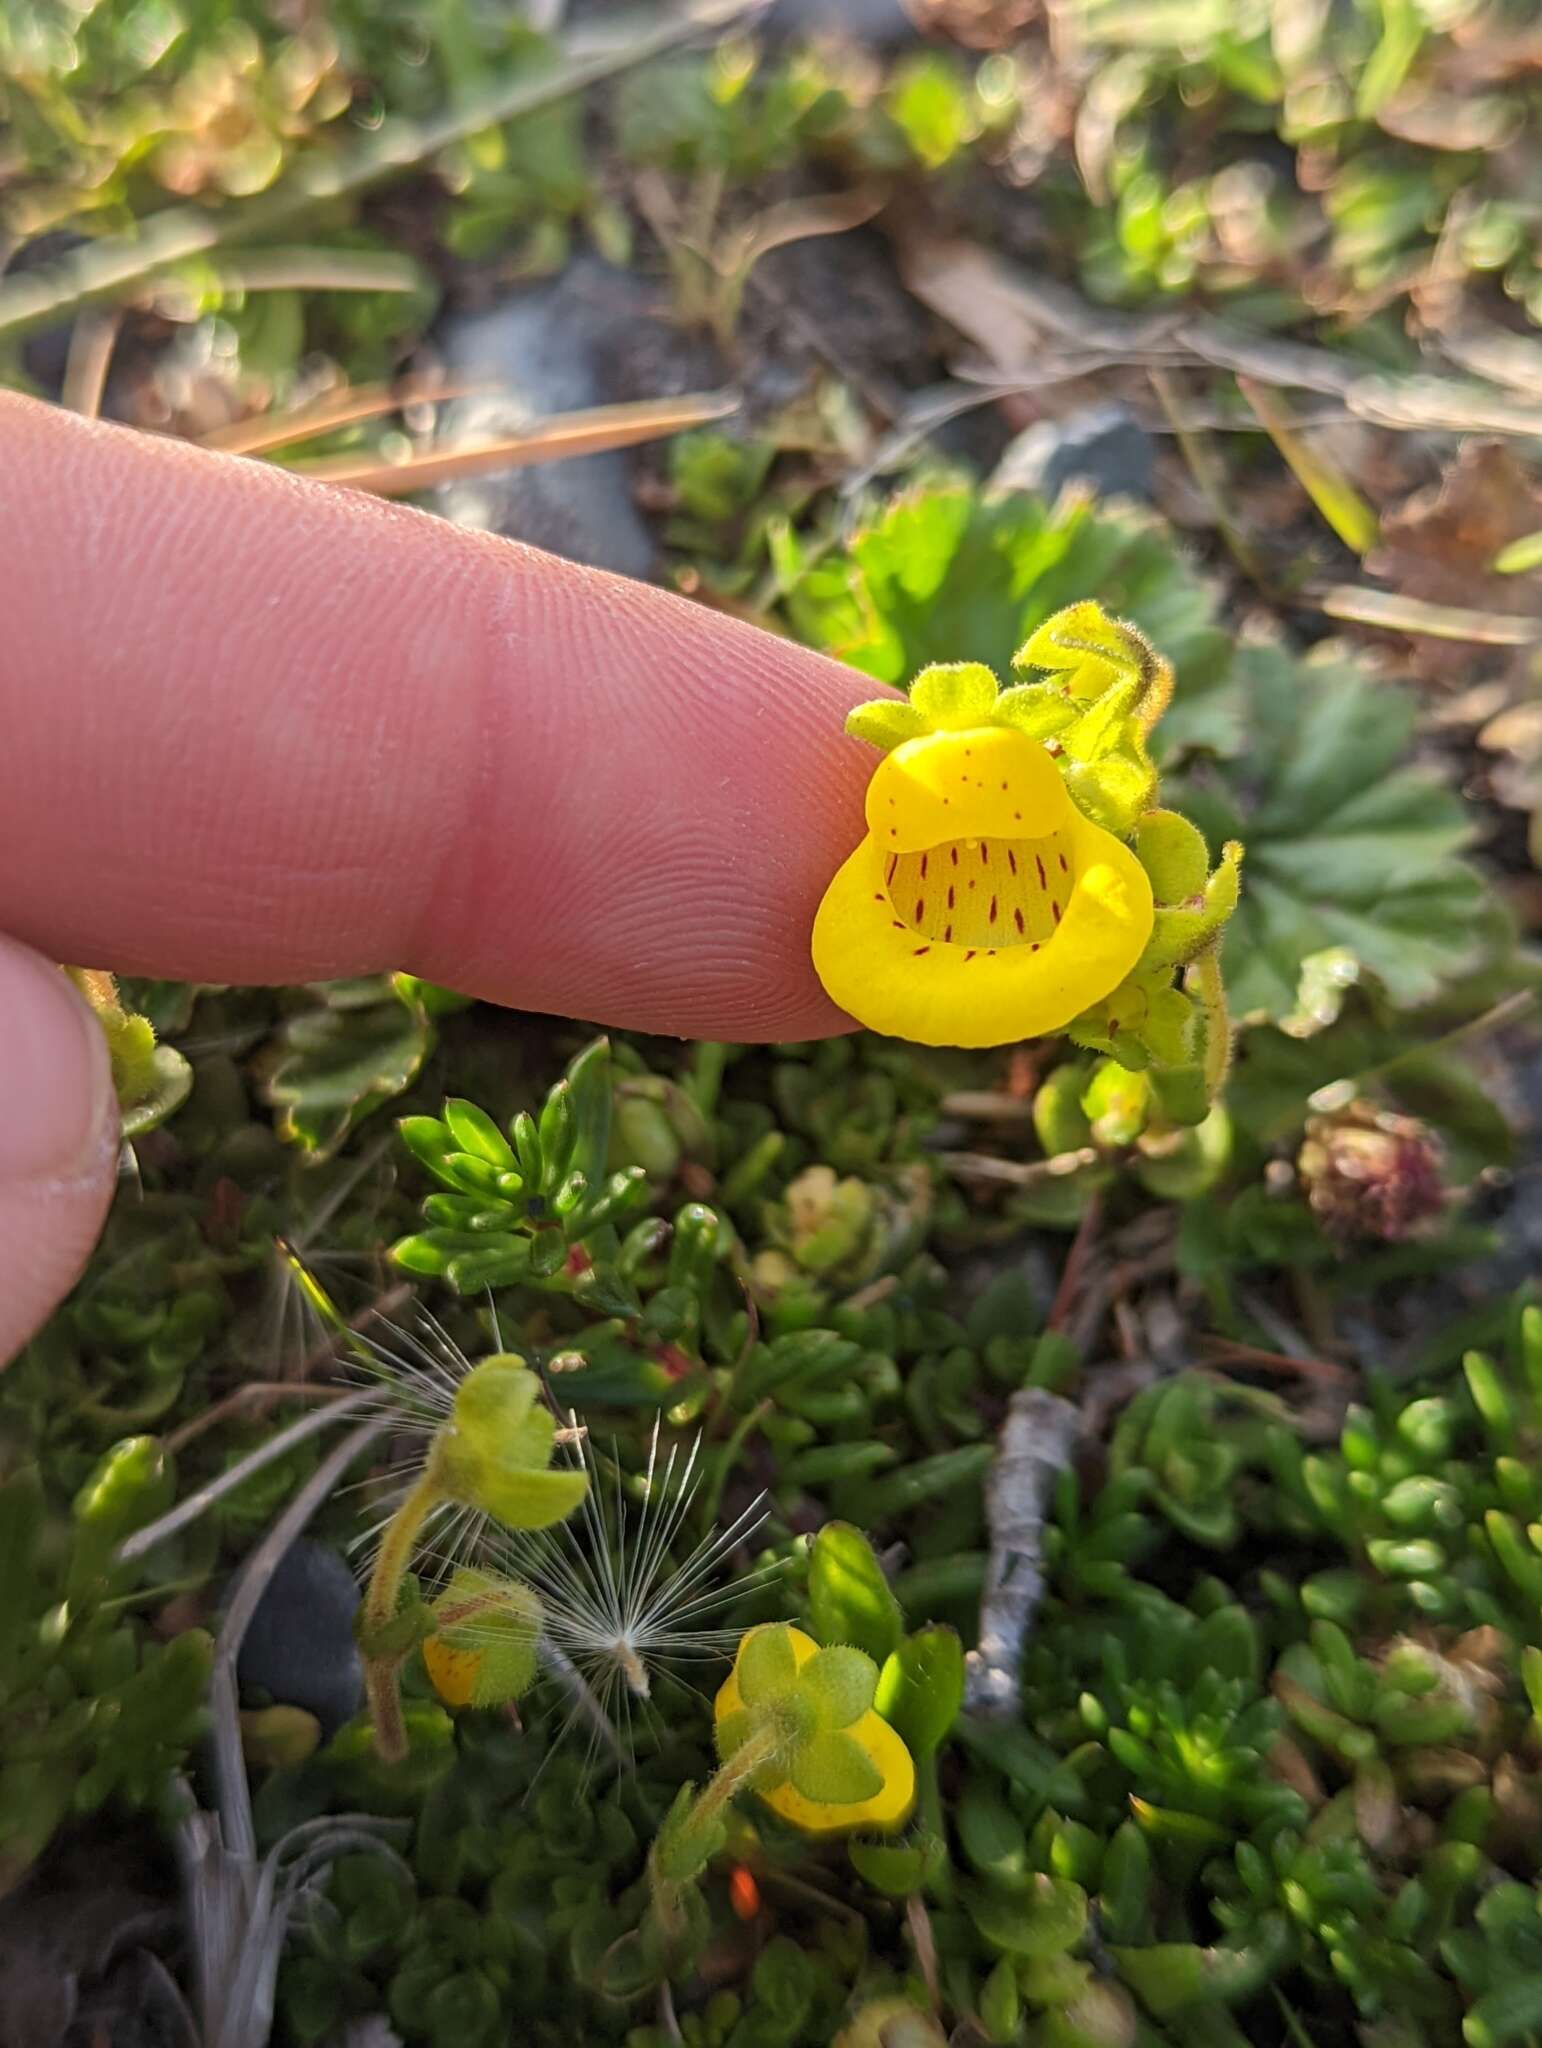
[362,1461,446,1763]
[650,1720,786,1951]
[1194,943,1233,1099]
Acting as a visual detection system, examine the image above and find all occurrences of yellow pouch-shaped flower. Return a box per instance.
[714,1624,914,1836]
[814,702,1153,1049]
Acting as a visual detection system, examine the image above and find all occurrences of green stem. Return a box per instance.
[365,1653,409,1766]
[1194,944,1233,1100]
[362,1464,444,1763]
[650,1720,787,1951]
[688,1720,785,1839]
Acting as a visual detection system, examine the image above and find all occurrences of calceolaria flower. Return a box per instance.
[813,603,1238,1077]
[713,1624,914,1835]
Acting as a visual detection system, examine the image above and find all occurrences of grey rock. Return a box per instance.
[991,402,1157,505]
[762,0,916,45]
[431,259,658,580]
[236,1538,363,1736]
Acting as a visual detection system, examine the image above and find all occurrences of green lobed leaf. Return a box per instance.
[1178,644,1505,1020]
[781,480,1237,759]
[264,977,433,1159]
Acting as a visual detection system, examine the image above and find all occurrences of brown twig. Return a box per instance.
[164,1381,347,1456]
[1200,1338,1353,1387]
[1046,1188,1103,1334]
[940,1145,1099,1187]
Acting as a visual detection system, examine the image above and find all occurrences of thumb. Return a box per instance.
[0,935,119,1366]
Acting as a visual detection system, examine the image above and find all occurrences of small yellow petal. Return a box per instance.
[866,727,1069,852]
[422,1635,482,1709]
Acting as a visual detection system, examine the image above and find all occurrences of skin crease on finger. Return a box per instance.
[0,393,890,1042]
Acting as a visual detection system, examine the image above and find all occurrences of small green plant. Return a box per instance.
[0,1442,211,1894]
[356,1352,587,1762]
[391,1037,649,1298]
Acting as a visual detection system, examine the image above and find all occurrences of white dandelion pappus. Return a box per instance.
[339,1303,783,1760]
[467,1417,783,1762]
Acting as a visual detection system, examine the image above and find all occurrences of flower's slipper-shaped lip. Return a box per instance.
[713,1626,914,1836]
[813,725,1154,1049]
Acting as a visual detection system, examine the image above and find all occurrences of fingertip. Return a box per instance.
[0,937,119,1366]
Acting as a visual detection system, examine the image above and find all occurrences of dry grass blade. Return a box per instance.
[0,0,765,344]
[1314,584,1542,645]
[1344,374,1542,437]
[198,378,487,457]
[199,248,427,296]
[894,232,1542,438]
[1238,374,1381,555]
[1151,367,1269,585]
[718,186,884,278]
[61,307,122,420]
[287,389,740,494]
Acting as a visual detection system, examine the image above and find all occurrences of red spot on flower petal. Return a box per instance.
[947,885,956,908]
[913,946,930,956]
[920,853,929,878]
[1035,855,1047,888]
[1052,901,1062,922]
[944,925,952,941]
[950,847,959,866]
[1014,908,1025,934]
[1059,852,1069,874]
[989,895,998,922]
[1007,850,1017,874]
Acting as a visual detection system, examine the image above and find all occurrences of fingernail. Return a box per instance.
[0,939,115,1184]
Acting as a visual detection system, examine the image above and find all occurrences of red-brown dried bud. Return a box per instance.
[1297,1100,1445,1243]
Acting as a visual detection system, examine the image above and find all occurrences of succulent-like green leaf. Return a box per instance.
[808,1523,904,1667]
